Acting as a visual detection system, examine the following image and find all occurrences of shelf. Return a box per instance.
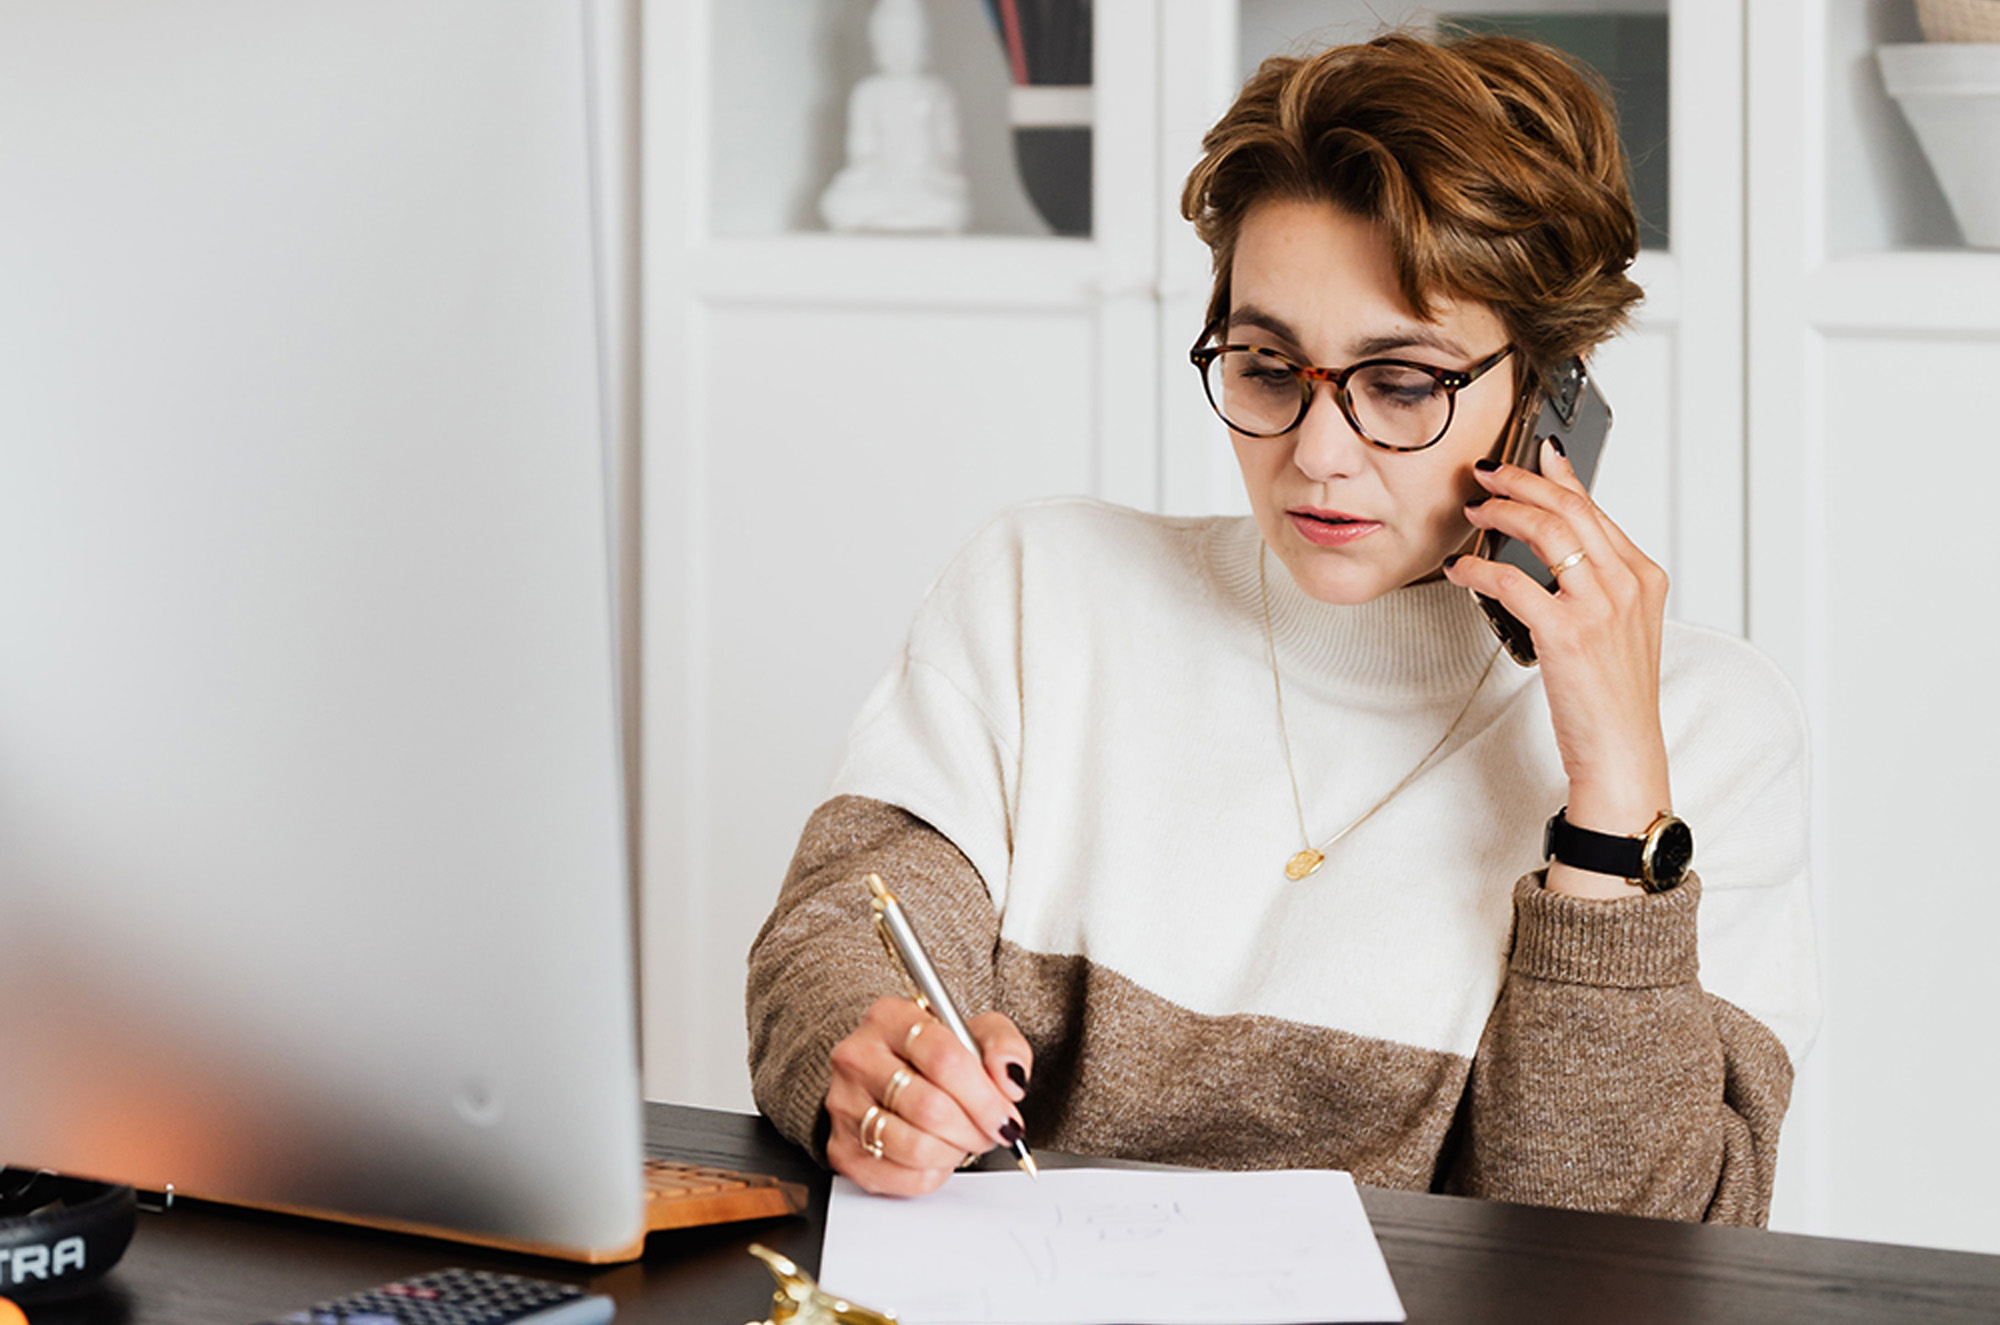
[687,230,1684,322]
[1806,253,2000,334]
[689,234,1101,310]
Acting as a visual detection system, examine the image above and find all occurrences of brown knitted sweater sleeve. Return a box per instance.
[1446,871,1795,1225]
[746,794,1003,1164]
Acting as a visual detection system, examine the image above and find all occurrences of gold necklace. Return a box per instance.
[1259,545,1503,881]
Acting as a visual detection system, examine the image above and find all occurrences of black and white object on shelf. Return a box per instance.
[985,0,1093,236]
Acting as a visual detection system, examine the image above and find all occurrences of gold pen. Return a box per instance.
[864,873,1038,1178]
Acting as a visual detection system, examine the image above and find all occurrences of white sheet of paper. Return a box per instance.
[818,1167,1406,1325]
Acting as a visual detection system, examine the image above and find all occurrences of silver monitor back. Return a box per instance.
[0,0,645,1258]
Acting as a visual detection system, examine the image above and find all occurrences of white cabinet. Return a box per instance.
[1748,0,2000,1258]
[642,1,1164,1109]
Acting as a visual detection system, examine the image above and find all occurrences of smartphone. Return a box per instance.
[1471,356,1611,666]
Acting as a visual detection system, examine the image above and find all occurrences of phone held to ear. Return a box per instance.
[1471,356,1612,667]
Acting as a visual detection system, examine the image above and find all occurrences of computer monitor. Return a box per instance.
[0,0,648,1259]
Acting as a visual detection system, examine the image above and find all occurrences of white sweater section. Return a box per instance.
[831,498,1820,1065]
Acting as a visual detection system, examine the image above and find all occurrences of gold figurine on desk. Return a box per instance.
[746,1243,896,1325]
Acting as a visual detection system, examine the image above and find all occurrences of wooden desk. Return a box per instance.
[27,1103,2000,1324]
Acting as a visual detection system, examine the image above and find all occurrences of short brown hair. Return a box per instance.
[1181,33,1643,383]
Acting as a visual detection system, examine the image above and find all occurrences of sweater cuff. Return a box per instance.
[751,969,901,1164]
[1508,870,1701,988]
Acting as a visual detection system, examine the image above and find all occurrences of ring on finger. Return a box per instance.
[882,1067,914,1115]
[904,1020,927,1053]
[860,1105,889,1160]
[1548,548,1588,582]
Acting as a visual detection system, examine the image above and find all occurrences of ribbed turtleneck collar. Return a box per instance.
[1208,517,1507,700]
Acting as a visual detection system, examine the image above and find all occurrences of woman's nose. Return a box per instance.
[1289,383,1370,482]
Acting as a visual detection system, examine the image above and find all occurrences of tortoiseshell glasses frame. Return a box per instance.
[1190,327,1515,452]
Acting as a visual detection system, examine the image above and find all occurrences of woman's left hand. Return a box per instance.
[1444,437,1672,898]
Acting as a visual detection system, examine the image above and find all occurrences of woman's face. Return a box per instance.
[1223,198,1520,605]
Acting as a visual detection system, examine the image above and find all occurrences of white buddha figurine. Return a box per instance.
[820,0,971,234]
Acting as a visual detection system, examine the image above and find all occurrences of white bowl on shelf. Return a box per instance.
[1879,43,2000,249]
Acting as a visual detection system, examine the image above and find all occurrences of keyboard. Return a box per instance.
[642,1158,808,1230]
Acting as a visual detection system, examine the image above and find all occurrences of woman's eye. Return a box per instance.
[1232,358,1297,391]
[1359,370,1442,410]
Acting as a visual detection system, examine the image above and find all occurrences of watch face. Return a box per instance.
[1649,819,1695,887]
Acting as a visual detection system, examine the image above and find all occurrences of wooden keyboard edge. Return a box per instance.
[644,1178,810,1232]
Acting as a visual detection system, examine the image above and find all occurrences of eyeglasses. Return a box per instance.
[1189,331,1515,452]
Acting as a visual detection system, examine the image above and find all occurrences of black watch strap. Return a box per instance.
[1543,807,1694,893]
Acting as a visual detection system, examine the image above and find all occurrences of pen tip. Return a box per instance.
[1018,1151,1039,1180]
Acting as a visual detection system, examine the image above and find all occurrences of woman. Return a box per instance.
[747,33,1816,1225]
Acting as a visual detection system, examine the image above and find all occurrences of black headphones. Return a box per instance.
[0,1169,136,1304]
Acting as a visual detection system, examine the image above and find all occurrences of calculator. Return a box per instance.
[258,1267,614,1324]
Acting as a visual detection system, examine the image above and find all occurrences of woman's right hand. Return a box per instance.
[824,997,1032,1196]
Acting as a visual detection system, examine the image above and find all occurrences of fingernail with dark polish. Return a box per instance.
[1475,457,1499,472]
[1464,494,1490,508]
[1443,554,1464,570]
[1546,436,1567,458]
[999,1118,1024,1144]
[1007,1062,1028,1090]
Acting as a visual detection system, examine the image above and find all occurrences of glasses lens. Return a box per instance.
[1205,349,1304,437]
[1346,363,1453,449]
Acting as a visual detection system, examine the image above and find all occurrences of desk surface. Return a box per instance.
[29,1102,2000,1325]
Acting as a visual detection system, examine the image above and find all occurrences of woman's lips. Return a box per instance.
[1287,508,1382,547]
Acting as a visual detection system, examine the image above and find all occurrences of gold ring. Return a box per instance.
[882,1068,914,1115]
[860,1105,887,1159]
[903,1021,926,1053]
[1548,548,1588,581]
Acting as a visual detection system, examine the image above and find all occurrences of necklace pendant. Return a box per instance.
[1285,849,1325,881]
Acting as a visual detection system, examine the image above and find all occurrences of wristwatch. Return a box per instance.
[1543,807,1694,893]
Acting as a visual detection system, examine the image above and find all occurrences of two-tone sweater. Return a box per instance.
[747,498,1819,1224]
